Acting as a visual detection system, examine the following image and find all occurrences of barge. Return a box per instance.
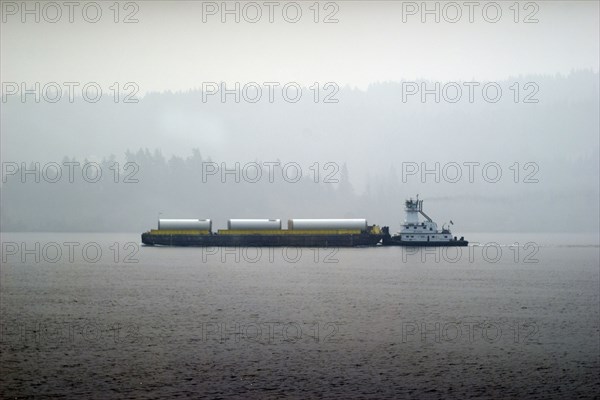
[142,218,384,247]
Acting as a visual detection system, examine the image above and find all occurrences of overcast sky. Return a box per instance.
[1,1,599,233]
[2,1,598,93]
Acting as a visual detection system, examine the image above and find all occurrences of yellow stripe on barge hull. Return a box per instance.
[217,229,362,235]
[149,230,211,235]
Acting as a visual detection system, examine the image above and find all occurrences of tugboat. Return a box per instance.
[382,195,468,246]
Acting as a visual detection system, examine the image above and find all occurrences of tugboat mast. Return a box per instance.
[404,195,433,226]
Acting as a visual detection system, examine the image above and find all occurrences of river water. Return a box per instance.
[1,232,598,398]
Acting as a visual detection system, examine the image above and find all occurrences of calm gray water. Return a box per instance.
[1,233,599,399]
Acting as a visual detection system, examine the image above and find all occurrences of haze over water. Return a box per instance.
[1,233,598,398]
[1,0,599,397]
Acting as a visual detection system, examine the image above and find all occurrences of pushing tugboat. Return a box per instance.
[382,195,468,246]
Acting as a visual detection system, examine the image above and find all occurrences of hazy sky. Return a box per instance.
[1,1,599,233]
[2,1,598,93]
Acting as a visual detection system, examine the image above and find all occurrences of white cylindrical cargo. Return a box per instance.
[288,219,368,231]
[227,219,282,230]
[158,219,212,231]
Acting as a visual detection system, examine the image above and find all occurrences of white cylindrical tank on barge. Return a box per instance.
[288,219,368,231]
[227,219,282,230]
[158,219,212,231]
